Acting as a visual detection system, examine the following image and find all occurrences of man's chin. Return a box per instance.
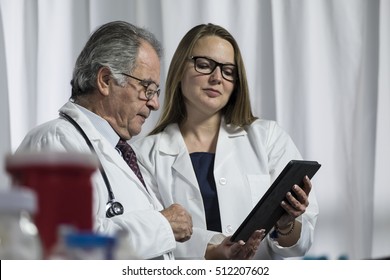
[129,127,142,138]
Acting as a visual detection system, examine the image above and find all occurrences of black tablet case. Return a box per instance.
[230,160,321,242]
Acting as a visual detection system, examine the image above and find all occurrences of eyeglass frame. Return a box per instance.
[189,56,237,82]
[119,72,160,100]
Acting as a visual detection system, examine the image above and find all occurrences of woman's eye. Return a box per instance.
[197,62,211,69]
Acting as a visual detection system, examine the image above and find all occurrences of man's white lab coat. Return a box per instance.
[16,101,176,259]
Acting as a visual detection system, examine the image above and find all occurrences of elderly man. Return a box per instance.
[16,21,192,259]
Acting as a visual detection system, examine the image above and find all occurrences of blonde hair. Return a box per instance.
[150,23,256,135]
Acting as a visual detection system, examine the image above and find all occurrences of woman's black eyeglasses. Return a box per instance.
[189,56,237,82]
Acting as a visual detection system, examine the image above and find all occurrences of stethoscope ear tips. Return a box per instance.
[106,201,124,218]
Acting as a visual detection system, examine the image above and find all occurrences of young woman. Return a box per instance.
[134,23,318,259]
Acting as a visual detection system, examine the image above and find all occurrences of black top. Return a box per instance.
[190,152,222,232]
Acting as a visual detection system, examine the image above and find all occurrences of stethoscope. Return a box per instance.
[60,112,124,218]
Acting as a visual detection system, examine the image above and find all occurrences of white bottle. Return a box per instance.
[48,224,75,259]
[114,229,140,259]
[0,187,42,259]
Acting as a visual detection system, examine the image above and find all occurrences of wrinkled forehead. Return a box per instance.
[133,41,161,83]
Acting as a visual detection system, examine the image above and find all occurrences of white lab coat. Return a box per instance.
[16,101,176,259]
[133,119,319,259]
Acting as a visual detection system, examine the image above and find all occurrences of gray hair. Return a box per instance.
[70,21,162,100]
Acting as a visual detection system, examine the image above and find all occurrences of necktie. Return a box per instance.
[116,139,146,188]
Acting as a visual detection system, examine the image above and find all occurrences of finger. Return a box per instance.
[233,231,263,260]
[291,185,308,203]
[288,186,309,208]
[245,245,258,259]
[286,191,302,209]
[229,241,245,259]
[247,231,263,248]
[177,235,191,242]
[281,200,303,218]
[247,230,265,245]
[302,175,312,195]
[240,241,259,260]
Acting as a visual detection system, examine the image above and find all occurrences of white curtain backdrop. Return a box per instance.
[0,0,388,260]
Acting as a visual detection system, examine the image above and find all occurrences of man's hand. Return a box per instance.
[161,203,193,242]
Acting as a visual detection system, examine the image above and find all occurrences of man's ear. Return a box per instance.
[96,67,112,97]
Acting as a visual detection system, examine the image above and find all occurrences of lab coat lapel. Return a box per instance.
[61,102,153,199]
[68,103,152,197]
[160,124,199,190]
[172,152,199,190]
[97,139,152,197]
[215,120,247,170]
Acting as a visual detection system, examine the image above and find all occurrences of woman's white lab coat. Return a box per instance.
[16,101,176,259]
[134,119,319,259]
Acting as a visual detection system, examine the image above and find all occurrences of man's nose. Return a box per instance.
[146,94,160,111]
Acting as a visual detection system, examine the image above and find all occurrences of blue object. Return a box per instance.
[190,152,222,232]
[65,232,116,259]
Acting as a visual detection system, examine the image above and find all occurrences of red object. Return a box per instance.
[5,152,99,258]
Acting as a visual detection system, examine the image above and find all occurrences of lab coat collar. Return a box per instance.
[158,118,247,154]
[59,101,152,198]
[157,120,248,188]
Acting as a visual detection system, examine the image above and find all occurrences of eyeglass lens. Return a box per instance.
[141,82,160,100]
[120,73,160,100]
[192,57,236,82]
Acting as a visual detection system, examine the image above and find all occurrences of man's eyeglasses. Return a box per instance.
[189,56,237,82]
[120,73,160,100]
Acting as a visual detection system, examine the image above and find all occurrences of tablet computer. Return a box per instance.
[230,160,321,242]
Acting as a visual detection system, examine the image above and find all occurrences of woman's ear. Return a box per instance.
[96,67,112,96]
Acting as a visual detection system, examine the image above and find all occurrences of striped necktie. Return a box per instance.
[116,139,146,188]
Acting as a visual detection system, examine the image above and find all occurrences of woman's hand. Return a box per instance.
[277,175,312,228]
[205,229,265,260]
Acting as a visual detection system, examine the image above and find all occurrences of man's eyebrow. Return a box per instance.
[142,79,159,86]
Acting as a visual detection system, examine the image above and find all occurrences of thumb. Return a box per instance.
[229,240,245,258]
